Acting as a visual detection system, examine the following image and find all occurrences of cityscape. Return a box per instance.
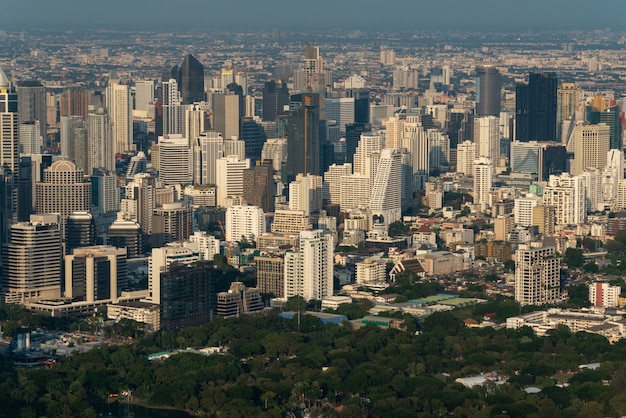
[1,11,626,417]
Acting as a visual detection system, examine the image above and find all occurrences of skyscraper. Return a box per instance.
[262,80,290,122]
[570,123,610,176]
[3,214,63,304]
[161,78,186,136]
[370,148,402,228]
[286,93,321,181]
[514,244,561,305]
[243,160,274,213]
[178,54,205,105]
[213,93,240,140]
[284,230,333,301]
[473,157,493,211]
[65,211,97,254]
[586,99,622,150]
[87,106,115,173]
[106,80,133,154]
[515,72,558,142]
[475,65,501,117]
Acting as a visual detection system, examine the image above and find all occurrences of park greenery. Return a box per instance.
[3,302,626,417]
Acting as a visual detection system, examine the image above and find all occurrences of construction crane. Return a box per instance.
[217,220,233,262]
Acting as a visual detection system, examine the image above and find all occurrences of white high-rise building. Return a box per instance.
[570,123,610,176]
[473,157,493,210]
[457,140,476,175]
[382,117,403,149]
[162,79,186,136]
[225,205,266,242]
[323,163,352,205]
[188,231,221,261]
[284,230,334,301]
[514,194,542,227]
[589,282,621,307]
[185,103,208,148]
[580,169,604,213]
[402,115,429,191]
[157,134,192,185]
[261,138,287,172]
[474,115,500,163]
[353,132,383,178]
[340,174,371,210]
[147,245,199,304]
[215,155,251,207]
[356,258,387,284]
[193,131,223,185]
[370,148,402,228]
[325,98,355,134]
[427,129,450,171]
[223,137,246,161]
[543,173,586,225]
[514,244,561,305]
[289,174,323,216]
[106,81,134,154]
[87,107,115,172]
[19,121,41,155]
[134,80,154,113]
[604,149,624,204]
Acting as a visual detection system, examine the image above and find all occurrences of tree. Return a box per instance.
[388,221,409,237]
[564,248,584,269]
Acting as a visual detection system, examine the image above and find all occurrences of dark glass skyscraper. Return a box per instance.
[177,54,204,104]
[587,104,622,150]
[286,93,321,181]
[515,72,557,142]
[241,117,267,163]
[348,88,370,124]
[16,80,46,140]
[262,80,290,122]
[475,65,501,117]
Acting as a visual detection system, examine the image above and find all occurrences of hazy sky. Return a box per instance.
[3,0,626,31]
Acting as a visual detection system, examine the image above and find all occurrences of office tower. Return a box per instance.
[580,169,604,213]
[604,149,624,204]
[542,173,586,225]
[570,123,610,176]
[220,69,234,90]
[427,129,450,172]
[344,123,368,164]
[107,215,144,258]
[64,245,127,302]
[213,93,240,139]
[475,65,501,117]
[262,80,290,122]
[134,80,154,114]
[17,156,32,222]
[152,202,193,247]
[16,80,46,140]
[256,253,285,297]
[510,141,541,175]
[271,209,310,234]
[540,143,567,181]
[349,89,370,125]
[161,78,186,136]
[215,155,251,207]
[19,121,41,155]
[370,148,402,228]
[223,137,246,161]
[226,82,245,119]
[91,168,119,226]
[35,160,91,236]
[217,282,263,318]
[289,174,323,216]
[3,214,62,304]
[514,244,561,305]
[193,131,224,185]
[156,134,191,185]
[323,163,352,206]
[474,116,500,164]
[106,81,134,154]
[148,245,199,304]
[122,173,156,236]
[456,140,476,175]
[326,98,355,135]
[225,205,266,242]
[65,211,96,254]
[586,98,622,150]
[294,43,329,92]
[178,54,205,105]
[60,115,87,171]
[185,102,209,147]
[557,83,581,138]
[515,72,558,142]
[340,174,371,211]
[60,88,90,120]
[261,138,287,172]
[448,107,473,148]
[284,230,333,301]
[286,93,321,181]
[473,157,493,210]
[243,160,274,213]
[87,106,115,173]
[45,91,56,128]
[240,117,267,162]
[158,261,216,330]
[0,66,19,229]
[532,205,556,235]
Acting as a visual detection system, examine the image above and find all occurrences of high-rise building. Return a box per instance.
[473,157,493,210]
[556,83,581,139]
[474,116,500,163]
[262,80,290,122]
[19,121,41,155]
[456,140,476,175]
[35,160,91,235]
[570,123,610,176]
[289,174,323,216]
[344,123,368,164]
[427,129,450,172]
[532,204,556,235]
[106,81,134,154]
[178,54,205,105]
[193,131,224,185]
[134,80,154,114]
[586,99,622,150]
[256,253,285,297]
[87,106,115,173]
[325,98,355,135]
[243,160,274,213]
[514,244,561,305]
[215,155,251,207]
[65,211,96,254]
[16,80,46,140]
[60,88,90,121]
[514,194,542,227]
[185,102,209,148]
[515,72,558,142]
[107,215,144,259]
[216,281,263,318]
[294,43,329,92]
[323,163,352,206]
[240,117,267,162]
[156,134,192,185]
[60,115,88,170]
[225,205,266,243]
[286,93,321,181]
[152,202,193,247]
[261,138,287,173]
[349,89,370,125]
[475,65,501,117]
[3,214,62,304]
[213,93,240,140]
[0,65,19,247]
[542,173,586,225]
[284,230,334,301]
[17,156,32,222]
[589,282,621,307]
[161,78,186,136]
[64,245,127,302]
[370,148,402,228]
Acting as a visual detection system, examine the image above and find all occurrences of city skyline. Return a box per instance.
[1,0,625,31]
